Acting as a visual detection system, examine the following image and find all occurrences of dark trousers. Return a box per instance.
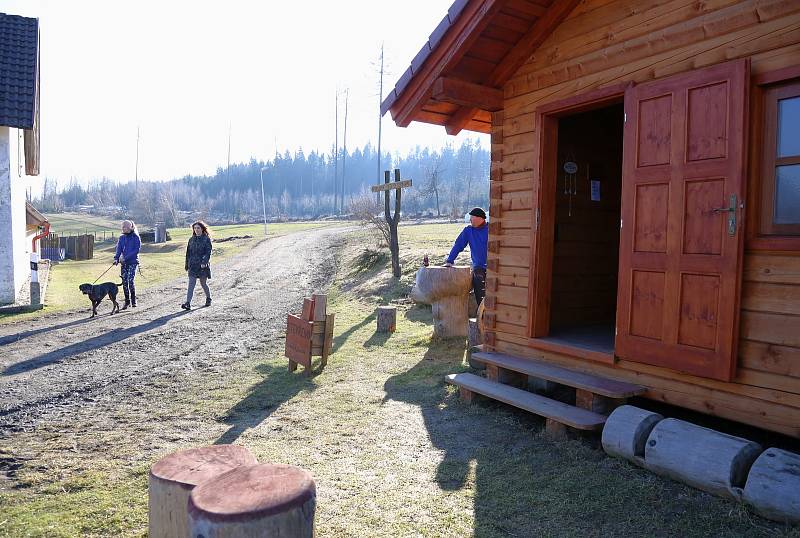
[121,262,138,301]
[472,267,487,306]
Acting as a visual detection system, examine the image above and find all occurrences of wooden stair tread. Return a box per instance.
[471,351,646,398]
[445,373,606,430]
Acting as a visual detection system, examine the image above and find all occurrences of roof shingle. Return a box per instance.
[0,13,39,129]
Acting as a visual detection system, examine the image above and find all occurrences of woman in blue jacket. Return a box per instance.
[113,220,141,309]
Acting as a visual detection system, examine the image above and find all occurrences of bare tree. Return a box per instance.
[421,157,444,217]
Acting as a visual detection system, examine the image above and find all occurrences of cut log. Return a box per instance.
[188,463,316,538]
[743,448,800,524]
[468,318,482,347]
[149,445,257,538]
[644,418,763,501]
[410,266,471,337]
[601,405,663,465]
[376,306,396,333]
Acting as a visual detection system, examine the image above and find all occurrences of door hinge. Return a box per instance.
[535,208,540,230]
[620,218,623,229]
[624,112,627,123]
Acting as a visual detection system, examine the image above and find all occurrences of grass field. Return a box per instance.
[0,220,333,323]
[45,213,120,237]
[1,223,796,536]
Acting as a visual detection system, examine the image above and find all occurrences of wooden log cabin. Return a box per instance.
[382,0,800,438]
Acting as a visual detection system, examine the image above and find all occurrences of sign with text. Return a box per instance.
[285,314,313,367]
[370,179,412,193]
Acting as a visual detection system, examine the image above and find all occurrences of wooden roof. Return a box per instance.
[381,0,579,135]
[25,201,47,226]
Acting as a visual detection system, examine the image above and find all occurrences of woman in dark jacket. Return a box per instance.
[181,221,212,310]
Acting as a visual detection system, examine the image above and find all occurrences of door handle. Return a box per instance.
[711,194,737,235]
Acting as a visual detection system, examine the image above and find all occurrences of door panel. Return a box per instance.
[616,59,748,381]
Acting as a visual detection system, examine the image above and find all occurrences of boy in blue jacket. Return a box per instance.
[113,220,141,309]
[445,207,488,305]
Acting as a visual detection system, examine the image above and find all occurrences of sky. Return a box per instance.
[0,0,487,185]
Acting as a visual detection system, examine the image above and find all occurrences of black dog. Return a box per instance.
[79,282,121,317]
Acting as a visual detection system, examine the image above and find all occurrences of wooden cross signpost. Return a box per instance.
[371,168,411,278]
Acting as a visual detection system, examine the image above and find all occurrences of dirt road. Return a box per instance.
[0,226,344,435]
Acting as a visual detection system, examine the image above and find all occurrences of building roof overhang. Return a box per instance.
[381,0,580,135]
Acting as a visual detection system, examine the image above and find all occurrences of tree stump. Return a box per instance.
[149,445,257,538]
[410,266,471,337]
[644,418,763,501]
[376,306,396,333]
[188,463,316,537]
[743,448,800,524]
[468,318,482,347]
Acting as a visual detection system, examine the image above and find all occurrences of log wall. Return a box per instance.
[486,0,800,437]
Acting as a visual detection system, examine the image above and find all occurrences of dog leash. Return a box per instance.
[92,263,116,284]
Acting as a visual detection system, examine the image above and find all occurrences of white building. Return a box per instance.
[0,13,41,305]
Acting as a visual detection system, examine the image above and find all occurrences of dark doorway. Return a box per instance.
[542,104,624,354]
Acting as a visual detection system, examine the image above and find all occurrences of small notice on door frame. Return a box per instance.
[591,180,601,201]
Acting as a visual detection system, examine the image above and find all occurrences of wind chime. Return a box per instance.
[563,154,578,217]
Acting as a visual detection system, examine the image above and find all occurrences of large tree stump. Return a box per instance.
[743,448,800,524]
[149,445,257,538]
[644,418,763,501]
[410,266,471,337]
[376,306,396,333]
[188,463,316,537]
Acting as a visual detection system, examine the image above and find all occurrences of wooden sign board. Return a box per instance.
[370,179,412,193]
[285,314,313,367]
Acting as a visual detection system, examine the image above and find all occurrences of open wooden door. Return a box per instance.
[615,59,748,382]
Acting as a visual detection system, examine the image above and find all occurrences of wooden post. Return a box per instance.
[148,445,257,538]
[376,306,396,333]
[188,464,316,537]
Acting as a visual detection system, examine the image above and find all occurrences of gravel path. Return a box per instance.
[0,226,346,435]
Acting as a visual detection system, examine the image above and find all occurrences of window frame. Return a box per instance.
[748,65,800,251]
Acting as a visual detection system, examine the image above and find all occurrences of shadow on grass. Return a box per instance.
[331,314,374,354]
[2,311,190,376]
[215,361,319,445]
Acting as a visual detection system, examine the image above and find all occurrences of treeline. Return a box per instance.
[35,139,489,226]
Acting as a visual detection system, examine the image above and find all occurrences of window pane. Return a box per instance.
[777,96,800,158]
[775,164,800,224]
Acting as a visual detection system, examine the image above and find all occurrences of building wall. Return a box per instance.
[485,0,800,437]
[0,126,35,305]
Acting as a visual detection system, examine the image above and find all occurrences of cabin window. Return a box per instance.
[760,79,800,237]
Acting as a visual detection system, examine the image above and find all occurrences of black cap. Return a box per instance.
[468,207,487,219]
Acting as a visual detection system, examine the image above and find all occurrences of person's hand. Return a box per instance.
[113,259,119,266]
[201,263,208,269]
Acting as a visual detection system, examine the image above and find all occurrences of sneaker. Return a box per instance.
[181,303,191,310]
[205,297,212,307]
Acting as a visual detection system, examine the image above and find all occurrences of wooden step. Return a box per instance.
[471,351,646,399]
[445,373,607,431]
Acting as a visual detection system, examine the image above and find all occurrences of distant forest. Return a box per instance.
[35,139,489,226]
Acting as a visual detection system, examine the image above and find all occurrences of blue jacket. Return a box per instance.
[446,224,488,269]
[115,231,141,264]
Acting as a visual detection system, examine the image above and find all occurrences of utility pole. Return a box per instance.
[226,122,232,182]
[135,126,140,188]
[334,90,339,214]
[342,88,349,212]
[376,44,384,207]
